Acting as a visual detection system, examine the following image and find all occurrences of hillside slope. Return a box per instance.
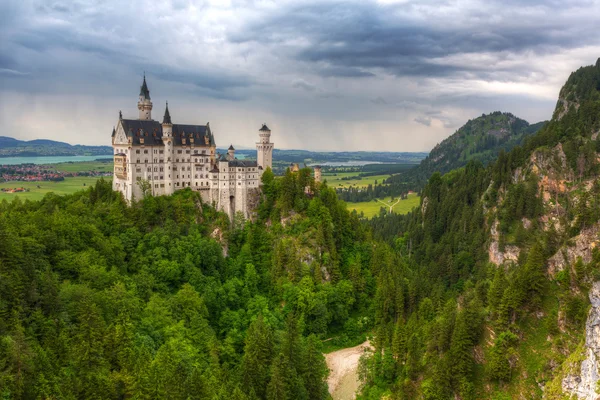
[389,112,546,189]
[362,58,600,399]
[0,136,112,157]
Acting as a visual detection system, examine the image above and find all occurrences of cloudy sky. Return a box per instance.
[1,0,599,151]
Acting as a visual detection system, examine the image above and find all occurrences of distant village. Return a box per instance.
[0,163,111,193]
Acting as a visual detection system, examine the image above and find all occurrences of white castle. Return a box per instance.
[111,75,274,219]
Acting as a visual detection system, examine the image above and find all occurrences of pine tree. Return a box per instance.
[242,315,274,399]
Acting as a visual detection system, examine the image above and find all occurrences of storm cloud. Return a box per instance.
[0,0,599,151]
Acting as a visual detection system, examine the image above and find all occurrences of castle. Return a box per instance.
[111,75,274,219]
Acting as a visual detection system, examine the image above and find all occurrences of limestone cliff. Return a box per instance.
[562,281,600,399]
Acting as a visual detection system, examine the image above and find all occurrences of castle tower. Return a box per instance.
[314,166,322,183]
[138,74,153,120]
[162,102,174,195]
[256,124,274,171]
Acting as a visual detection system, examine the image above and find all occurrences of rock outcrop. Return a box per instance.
[562,281,600,399]
[547,224,600,277]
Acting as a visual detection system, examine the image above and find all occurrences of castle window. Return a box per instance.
[144,150,148,154]
[178,150,182,154]
[136,159,140,164]
[186,150,190,154]
[195,158,198,163]
[154,150,157,154]
[147,168,151,172]
[160,184,165,188]
[144,159,148,163]
[159,150,164,154]
[182,139,186,144]
[160,176,163,180]
[136,168,141,173]
[139,138,144,144]
[155,184,158,188]
[176,159,179,162]
[160,167,164,172]
[136,150,140,154]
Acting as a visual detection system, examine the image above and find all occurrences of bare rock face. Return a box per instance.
[562,282,600,399]
[488,220,520,266]
[547,224,600,277]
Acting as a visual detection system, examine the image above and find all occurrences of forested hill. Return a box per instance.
[0,136,112,157]
[0,167,376,399]
[360,59,600,399]
[388,112,545,190]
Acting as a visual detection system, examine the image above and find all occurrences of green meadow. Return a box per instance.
[322,172,390,189]
[0,177,105,201]
[348,192,420,218]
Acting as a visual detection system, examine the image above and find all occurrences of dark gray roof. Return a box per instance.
[228,160,258,168]
[120,119,215,147]
[140,75,150,100]
[111,127,116,137]
[163,102,172,125]
[259,124,270,132]
[228,144,234,150]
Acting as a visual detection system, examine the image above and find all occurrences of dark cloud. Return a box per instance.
[414,116,432,126]
[230,0,600,79]
[292,79,316,91]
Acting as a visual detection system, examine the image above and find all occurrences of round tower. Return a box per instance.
[138,74,153,120]
[228,145,235,161]
[256,124,274,171]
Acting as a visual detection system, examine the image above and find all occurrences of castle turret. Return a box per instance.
[314,165,322,183]
[256,124,274,171]
[162,102,174,195]
[138,74,153,120]
[228,144,235,161]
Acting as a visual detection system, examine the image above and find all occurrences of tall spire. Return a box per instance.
[139,74,150,100]
[162,101,172,125]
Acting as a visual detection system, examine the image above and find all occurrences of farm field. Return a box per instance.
[0,177,104,201]
[52,160,113,173]
[348,193,420,218]
[323,173,390,189]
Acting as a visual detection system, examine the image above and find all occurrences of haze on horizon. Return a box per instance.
[1,0,599,152]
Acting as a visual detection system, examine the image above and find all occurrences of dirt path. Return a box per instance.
[325,341,373,400]
[375,198,400,213]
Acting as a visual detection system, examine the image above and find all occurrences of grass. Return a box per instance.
[348,193,420,218]
[52,160,113,173]
[323,172,390,189]
[0,177,104,201]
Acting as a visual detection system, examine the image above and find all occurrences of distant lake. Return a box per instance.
[308,161,383,167]
[0,155,113,165]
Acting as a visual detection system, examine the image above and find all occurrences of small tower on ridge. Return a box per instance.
[256,124,274,171]
[138,74,153,120]
[228,145,235,161]
[314,165,322,183]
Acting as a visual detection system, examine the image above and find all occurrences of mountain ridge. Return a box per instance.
[388,111,547,190]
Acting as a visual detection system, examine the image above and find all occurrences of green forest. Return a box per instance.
[2,59,600,400]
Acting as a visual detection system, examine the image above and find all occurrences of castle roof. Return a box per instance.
[162,102,172,125]
[228,144,235,150]
[120,119,215,147]
[139,75,150,100]
[259,124,270,132]
[228,160,257,168]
